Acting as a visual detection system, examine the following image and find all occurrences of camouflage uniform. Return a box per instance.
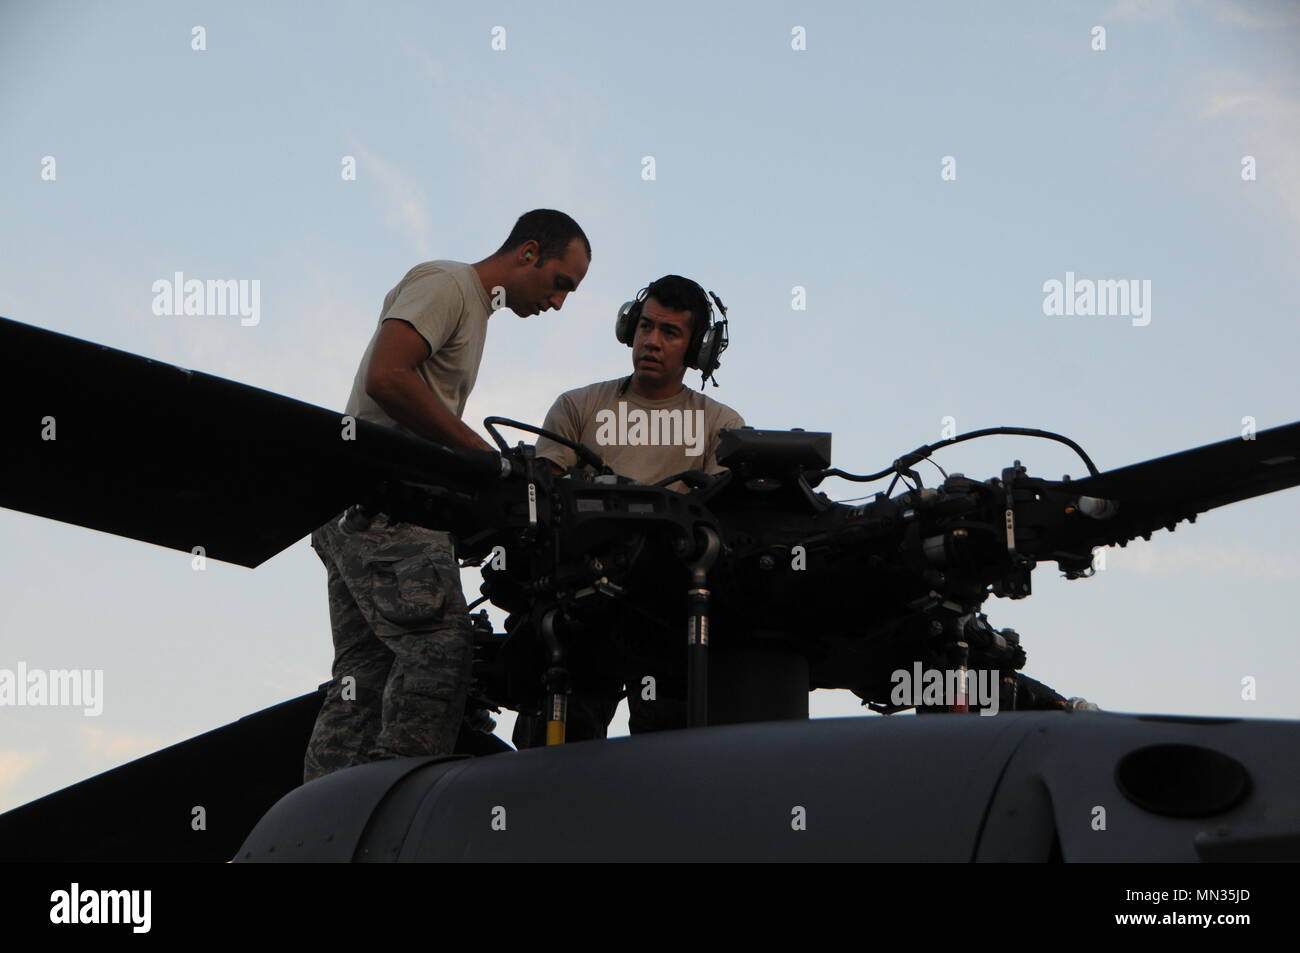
[303,510,473,783]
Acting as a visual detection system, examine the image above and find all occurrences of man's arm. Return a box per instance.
[364,318,494,453]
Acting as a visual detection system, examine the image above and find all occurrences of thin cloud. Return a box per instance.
[1206,0,1300,30]
[1102,0,1180,21]
[1104,540,1299,579]
[344,136,436,259]
[393,33,607,205]
[1197,82,1300,231]
[1104,0,1300,28]
[79,724,167,765]
[1108,2,1300,238]
[0,750,41,804]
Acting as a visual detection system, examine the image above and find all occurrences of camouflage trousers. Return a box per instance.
[303,511,473,784]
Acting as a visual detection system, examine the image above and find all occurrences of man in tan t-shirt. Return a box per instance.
[304,209,591,783]
[518,274,744,746]
[533,275,744,486]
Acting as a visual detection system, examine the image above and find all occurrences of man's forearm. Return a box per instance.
[367,368,492,452]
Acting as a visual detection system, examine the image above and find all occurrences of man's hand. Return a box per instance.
[364,318,495,453]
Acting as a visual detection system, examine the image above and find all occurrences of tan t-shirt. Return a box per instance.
[534,377,745,490]
[344,260,494,430]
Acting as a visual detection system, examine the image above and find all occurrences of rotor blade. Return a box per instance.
[1036,421,1300,553]
[0,317,498,567]
[1068,421,1300,511]
[0,688,511,862]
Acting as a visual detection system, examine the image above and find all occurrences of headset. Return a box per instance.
[615,277,731,386]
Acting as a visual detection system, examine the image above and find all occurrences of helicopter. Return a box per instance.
[2,314,1298,862]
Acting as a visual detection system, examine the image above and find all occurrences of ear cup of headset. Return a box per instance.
[684,323,705,369]
[615,300,639,346]
[682,280,712,369]
[616,287,649,346]
[692,322,728,376]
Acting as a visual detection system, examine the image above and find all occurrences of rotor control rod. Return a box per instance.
[686,527,722,729]
[538,608,569,746]
[949,639,970,714]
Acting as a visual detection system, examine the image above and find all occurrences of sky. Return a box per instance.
[1,0,1298,814]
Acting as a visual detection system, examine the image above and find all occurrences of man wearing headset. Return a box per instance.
[514,274,745,747]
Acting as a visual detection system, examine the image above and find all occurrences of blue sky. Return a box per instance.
[2,0,1298,813]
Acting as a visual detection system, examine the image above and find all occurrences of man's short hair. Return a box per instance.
[496,209,591,264]
[644,274,710,344]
